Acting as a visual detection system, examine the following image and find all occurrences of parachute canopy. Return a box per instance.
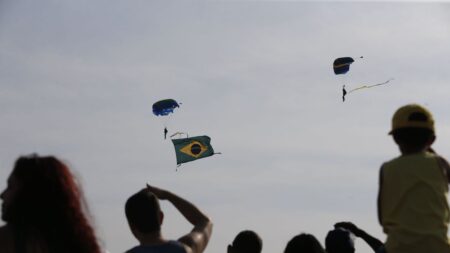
[153,99,180,116]
[333,57,354,75]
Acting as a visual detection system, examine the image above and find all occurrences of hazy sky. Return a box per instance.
[1,1,450,253]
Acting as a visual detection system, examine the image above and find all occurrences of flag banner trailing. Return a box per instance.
[172,135,215,165]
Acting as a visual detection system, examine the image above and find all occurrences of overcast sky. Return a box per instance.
[1,1,450,253]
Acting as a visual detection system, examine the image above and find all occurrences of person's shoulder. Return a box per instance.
[380,156,399,169]
[0,225,14,252]
[380,156,411,177]
[386,152,447,173]
[124,245,140,253]
[168,240,188,253]
[383,153,425,167]
[125,242,187,253]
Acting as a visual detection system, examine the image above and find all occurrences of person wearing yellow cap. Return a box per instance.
[377,104,450,253]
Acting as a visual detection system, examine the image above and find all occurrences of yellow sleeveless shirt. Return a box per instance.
[380,152,450,253]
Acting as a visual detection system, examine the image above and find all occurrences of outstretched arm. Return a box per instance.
[146,184,213,253]
[334,222,383,253]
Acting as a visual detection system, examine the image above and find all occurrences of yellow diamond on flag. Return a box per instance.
[179,141,208,158]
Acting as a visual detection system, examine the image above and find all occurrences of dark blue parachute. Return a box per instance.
[152,99,180,116]
[333,57,354,75]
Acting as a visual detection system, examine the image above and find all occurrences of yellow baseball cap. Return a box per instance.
[389,104,434,134]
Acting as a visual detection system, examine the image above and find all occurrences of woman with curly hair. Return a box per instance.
[0,154,102,253]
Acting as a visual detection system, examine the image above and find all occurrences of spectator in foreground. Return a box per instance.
[0,154,102,253]
[333,222,383,253]
[378,104,450,253]
[227,230,262,253]
[325,227,355,253]
[284,233,326,253]
[125,184,212,253]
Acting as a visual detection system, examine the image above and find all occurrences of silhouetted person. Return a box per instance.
[125,184,212,253]
[0,154,102,253]
[284,233,326,253]
[342,85,347,102]
[227,230,262,253]
[378,104,450,253]
[325,228,355,253]
[333,222,383,253]
[164,127,168,139]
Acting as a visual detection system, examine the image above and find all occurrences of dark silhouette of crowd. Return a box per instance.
[1,103,450,253]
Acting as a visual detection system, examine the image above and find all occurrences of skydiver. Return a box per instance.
[342,85,347,102]
[164,127,168,139]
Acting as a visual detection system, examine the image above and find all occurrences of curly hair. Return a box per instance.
[8,154,101,253]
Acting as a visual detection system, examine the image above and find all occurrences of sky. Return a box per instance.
[1,1,450,253]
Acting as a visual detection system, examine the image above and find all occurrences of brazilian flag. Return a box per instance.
[172,136,215,165]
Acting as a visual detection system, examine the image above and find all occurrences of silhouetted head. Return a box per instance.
[228,230,262,253]
[389,104,435,153]
[2,154,84,224]
[284,233,326,253]
[392,128,435,152]
[325,228,355,253]
[0,154,101,253]
[125,189,163,235]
